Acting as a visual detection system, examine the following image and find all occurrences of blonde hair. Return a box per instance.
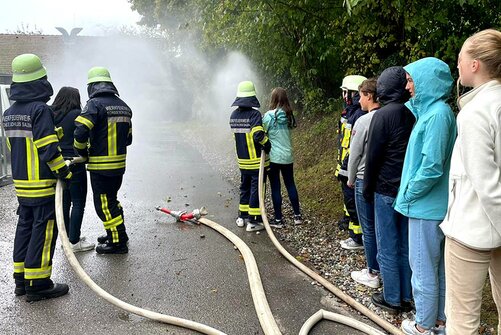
[464,29,501,81]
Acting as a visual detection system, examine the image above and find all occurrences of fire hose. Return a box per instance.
[55,157,226,335]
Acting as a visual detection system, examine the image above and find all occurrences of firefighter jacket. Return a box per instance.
[3,78,70,205]
[229,97,270,173]
[74,82,132,176]
[335,94,363,178]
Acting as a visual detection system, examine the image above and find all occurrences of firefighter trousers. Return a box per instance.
[239,170,263,222]
[339,175,362,244]
[13,201,58,289]
[90,173,128,245]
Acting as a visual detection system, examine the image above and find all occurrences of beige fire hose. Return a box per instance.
[257,154,403,335]
[55,163,226,335]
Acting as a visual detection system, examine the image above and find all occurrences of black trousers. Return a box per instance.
[339,175,362,243]
[13,201,57,289]
[90,173,128,244]
[239,171,262,222]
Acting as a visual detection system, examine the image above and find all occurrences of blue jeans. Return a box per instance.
[268,163,300,220]
[374,192,412,306]
[355,179,379,272]
[63,169,87,244]
[409,218,446,329]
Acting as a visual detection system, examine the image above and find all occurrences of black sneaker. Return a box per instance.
[97,234,129,244]
[269,219,284,229]
[401,300,415,313]
[371,292,400,314]
[96,242,128,254]
[26,283,69,302]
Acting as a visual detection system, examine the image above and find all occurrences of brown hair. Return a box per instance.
[358,78,377,100]
[269,87,296,128]
[464,29,501,81]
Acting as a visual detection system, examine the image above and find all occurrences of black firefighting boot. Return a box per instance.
[26,280,69,302]
[97,234,129,244]
[14,277,25,296]
[96,242,128,254]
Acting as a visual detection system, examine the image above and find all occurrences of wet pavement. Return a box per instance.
[0,120,382,334]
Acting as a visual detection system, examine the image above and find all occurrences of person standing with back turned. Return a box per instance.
[440,28,501,335]
[3,54,72,301]
[74,67,132,254]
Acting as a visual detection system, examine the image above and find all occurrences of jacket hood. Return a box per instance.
[9,77,53,103]
[377,66,410,105]
[404,57,453,118]
[231,96,260,108]
[88,81,119,98]
[272,108,289,125]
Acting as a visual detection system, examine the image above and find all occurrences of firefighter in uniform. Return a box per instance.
[74,67,132,254]
[3,54,72,301]
[336,75,366,250]
[229,81,271,232]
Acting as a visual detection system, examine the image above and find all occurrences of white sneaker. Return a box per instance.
[71,237,95,252]
[236,217,245,227]
[340,237,364,250]
[293,214,303,225]
[246,222,265,232]
[401,319,432,335]
[351,268,380,289]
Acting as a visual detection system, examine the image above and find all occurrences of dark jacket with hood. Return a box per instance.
[74,82,132,176]
[229,96,270,173]
[3,78,70,205]
[363,66,415,199]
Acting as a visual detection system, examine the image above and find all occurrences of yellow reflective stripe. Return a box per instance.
[110,227,119,243]
[87,162,126,170]
[41,219,54,270]
[25,266,52,280]
[47,155,66,171]
[349,220,363,234]
[249,207,261,216]
[6,138,11,150]
[128,128,132,135]
[259,136,269,145]
[33,134,58,148]
[108,122,117,156]
[26,139,39,180]
[74,139,87,150]
[75,116,94,129]
[16,188,55,197]
[250,126,264,136]
[88,154,126,163]
[103,215,123,230]
[13,179,56,188]
[239,204,249,212]
[245,133,256,160]
[100,194,112,221]
[14,262,24,274]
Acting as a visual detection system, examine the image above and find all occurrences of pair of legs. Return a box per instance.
[339,175,362,244]
[13,201,68,300]
[268,162,300,220]
[62,167,87,244]
[239,170,263,223]
[374,192,412,307]
[408,218,446,331]
[445,238,501,335]
[90,173,128,246]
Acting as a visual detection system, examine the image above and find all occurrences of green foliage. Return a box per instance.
[129,0,501,113]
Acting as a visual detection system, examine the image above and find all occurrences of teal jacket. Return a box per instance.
[394,57,456,220]
[263,108,293,164]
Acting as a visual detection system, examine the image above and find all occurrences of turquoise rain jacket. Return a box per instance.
[263,108,293,164]
[394,57,456,220]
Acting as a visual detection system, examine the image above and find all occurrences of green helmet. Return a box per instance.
[236,81,256,98]
[11,54,47,83]
[87,66,113,84]
[340,75,367,91]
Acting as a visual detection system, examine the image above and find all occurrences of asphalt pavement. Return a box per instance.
[0,120,382,335]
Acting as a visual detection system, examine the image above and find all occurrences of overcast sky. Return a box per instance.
[0,0,142,36]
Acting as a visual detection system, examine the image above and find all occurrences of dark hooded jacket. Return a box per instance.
[229,96,270,173]
[74,82,132,176]
[3,78,70,205]
[53,107,86,175]
[363,66,415,199]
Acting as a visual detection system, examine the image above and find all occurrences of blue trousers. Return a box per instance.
[268,162,300,220]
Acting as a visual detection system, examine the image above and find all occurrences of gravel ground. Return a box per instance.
[184,128,497,335]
